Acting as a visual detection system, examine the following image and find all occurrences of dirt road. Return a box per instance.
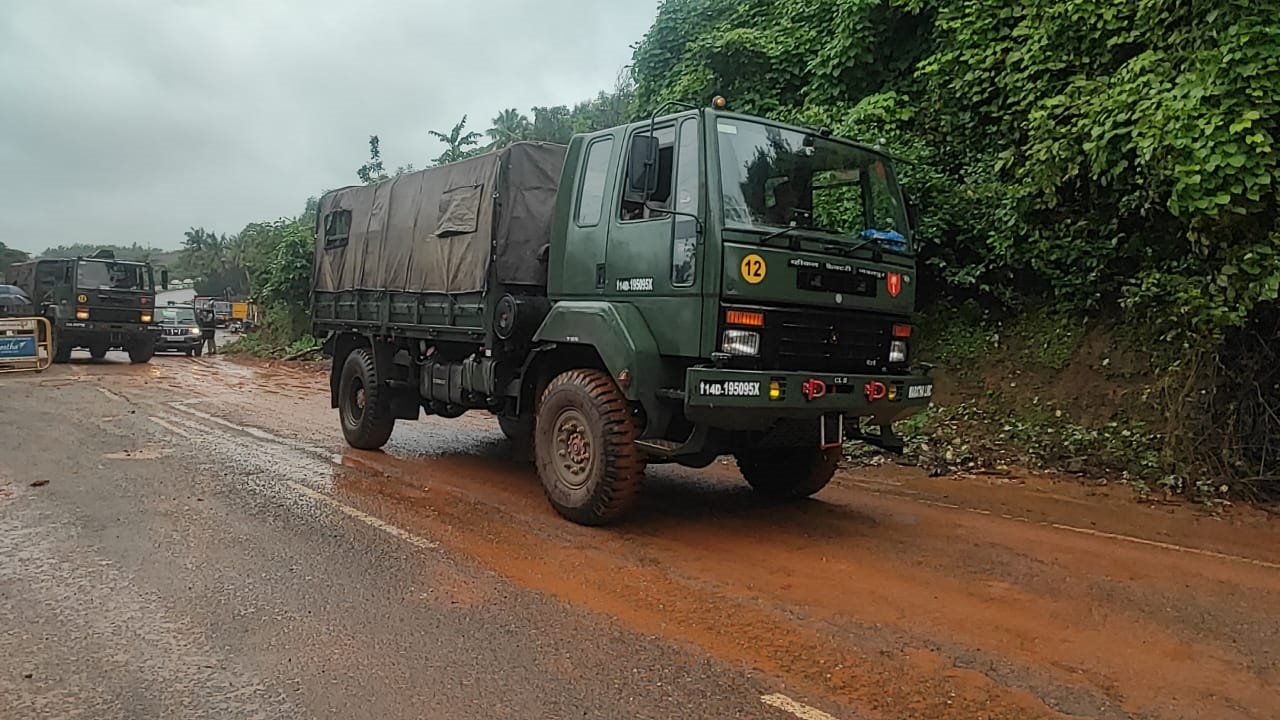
[2,353,1277,719]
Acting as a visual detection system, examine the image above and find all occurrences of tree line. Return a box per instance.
[356,70,634,183]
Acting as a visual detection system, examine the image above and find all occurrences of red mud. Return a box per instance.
[93,356,1280,719]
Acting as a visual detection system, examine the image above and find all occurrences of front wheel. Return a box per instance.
[52,331,71,364]
[338,347,395,450]
[89,343,109,360]
[128,339,155,364]
[193,345,203,357]
[735,447,841,500]
[534,369,644,525]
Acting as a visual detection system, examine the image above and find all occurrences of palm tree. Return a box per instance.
[429,115,484,166]
[486,108,531,150]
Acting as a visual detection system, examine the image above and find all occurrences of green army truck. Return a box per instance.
[5,249,168,363]
[311,100,935,525]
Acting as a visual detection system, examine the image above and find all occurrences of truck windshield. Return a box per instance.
[716,118,910,252]
[77,260,153,291]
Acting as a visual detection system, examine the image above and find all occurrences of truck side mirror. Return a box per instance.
[160,269,170,290]
[627,135,659,198]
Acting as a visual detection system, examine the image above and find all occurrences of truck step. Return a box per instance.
[635,438,683,456]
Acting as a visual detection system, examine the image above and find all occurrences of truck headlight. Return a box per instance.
[141,313,153,324]
[189,327,202,336]
[889,340,908,364]
[721,329,760,356]
[75,308,90,320]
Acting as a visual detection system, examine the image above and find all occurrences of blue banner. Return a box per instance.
[0,336,37,359]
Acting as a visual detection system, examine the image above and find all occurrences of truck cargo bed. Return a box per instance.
[311,142,567,330]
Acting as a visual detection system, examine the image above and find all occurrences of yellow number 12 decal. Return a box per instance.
[740,254,766,284]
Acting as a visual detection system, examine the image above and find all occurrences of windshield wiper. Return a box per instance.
[759,224,800,246]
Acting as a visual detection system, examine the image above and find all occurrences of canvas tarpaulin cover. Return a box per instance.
[313,141,567,294]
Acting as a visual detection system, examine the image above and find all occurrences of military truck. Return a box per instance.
[5,249,167,363]
[311,100,934,525]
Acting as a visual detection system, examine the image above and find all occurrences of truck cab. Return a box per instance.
[313,101,933,526]
[547,106,927,440]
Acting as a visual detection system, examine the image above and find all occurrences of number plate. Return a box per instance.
[697,380,762,397]
[908,384,933,399]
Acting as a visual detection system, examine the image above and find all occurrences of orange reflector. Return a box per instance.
[725,310,765,327]
[892,323,912,338]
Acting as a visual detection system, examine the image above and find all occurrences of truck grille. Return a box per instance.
[88,307,142,324]
[725,305,906,375]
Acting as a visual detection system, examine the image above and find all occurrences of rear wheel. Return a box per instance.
[89,343,108,360]
[128,339,155,364]
[735,447,841,500]
[534,369,644,525]
[338,347,395,450]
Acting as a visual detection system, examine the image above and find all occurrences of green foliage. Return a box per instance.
[180,227,250,297]
[239,216,314,310]
[847,399,1165,487]
[223,302,318,358]
[357,135,389,184]
[1009,311,1086,372]
[915,301,999,364]
[429,115,484,166]
[487,108,533,149]
[0,242,30,273]
[38,243,160,263]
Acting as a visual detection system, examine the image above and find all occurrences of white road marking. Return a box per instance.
[168,401,331,457]
[284,480,438,550]
[1049,523,1280,570]
[148,416,191,437]
[865,486,1280,572]
[151,410,439,552]
[760,693,840,720]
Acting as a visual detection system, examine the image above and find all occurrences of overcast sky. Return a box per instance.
[0,0,657,254]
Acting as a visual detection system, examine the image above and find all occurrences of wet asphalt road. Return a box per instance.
[0,353,793,720]
[3,351,1280,720]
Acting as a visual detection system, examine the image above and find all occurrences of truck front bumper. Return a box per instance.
[59,321,162,347]
[157,334,203,351]
[683,367,933,430]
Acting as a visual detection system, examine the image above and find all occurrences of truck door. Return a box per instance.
[605,116,703,358]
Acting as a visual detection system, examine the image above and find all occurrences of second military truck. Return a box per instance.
[312,101,934,525]
[6,249,167,363]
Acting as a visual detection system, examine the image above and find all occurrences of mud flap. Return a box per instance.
[819,412,844,450]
